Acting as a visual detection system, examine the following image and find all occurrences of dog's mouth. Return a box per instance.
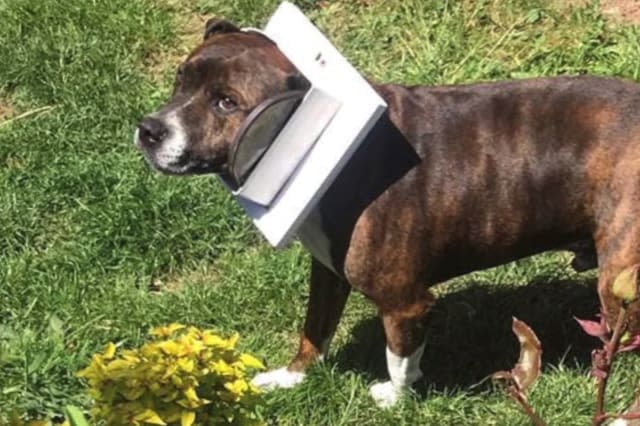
[134,109,231,176]
[134,127,228,176]
[144,155,225,176]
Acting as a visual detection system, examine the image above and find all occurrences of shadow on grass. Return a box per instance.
[332,275,600,393]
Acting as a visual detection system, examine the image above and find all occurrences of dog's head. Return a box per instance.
[135,18,308,176]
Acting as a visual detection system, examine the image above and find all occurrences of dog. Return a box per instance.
[135,18,640,407]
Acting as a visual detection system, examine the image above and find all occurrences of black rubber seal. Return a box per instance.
[226,90,306,189]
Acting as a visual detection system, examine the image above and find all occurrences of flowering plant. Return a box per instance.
[77,324,264,425]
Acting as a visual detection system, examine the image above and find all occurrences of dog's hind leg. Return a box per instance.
[369,287,435,408]
[252,258,351,390]
[595,213,640,336]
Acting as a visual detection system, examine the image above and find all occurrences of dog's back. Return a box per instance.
[331,77,638,281]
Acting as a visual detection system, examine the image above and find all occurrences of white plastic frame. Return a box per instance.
[229,1,387,248]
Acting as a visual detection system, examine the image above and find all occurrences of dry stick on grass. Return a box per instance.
[505,386,547,426]
[493,317,547,426]
[0,105,55,128]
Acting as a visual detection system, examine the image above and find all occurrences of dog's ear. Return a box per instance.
[204,18,239,40]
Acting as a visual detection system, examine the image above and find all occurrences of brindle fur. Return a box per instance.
[138,21,640,379]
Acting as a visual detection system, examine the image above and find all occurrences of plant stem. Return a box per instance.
[507,386,547,426]
[598,412,640,422]
[592,306,628,426]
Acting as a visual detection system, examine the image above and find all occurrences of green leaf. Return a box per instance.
[525,9,542,24]
[64,405,90,426]
[48,314,64,339]
[134,409,167,425]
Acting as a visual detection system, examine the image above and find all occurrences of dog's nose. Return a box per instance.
[138,117,168,146]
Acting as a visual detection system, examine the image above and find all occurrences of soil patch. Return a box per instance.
[562,0,640,24]
[601,0,640,23]
[147,1,210,82]
[0,97,16,121]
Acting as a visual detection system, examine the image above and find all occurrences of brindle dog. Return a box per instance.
[136,19,640,407]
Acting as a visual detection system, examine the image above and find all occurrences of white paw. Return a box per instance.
[251,367,306,391]
[609,420,629,426]
[369,381,402,408]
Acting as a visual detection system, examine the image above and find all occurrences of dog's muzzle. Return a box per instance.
[137,116,169,148]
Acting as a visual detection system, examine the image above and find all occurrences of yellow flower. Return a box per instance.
[210,360,235,377]
[182,387,201,407]
[180,411,196,426]
[177,358,195,373]
[151,323,186,338]
[77,325,265,425]
[157,340,182,356]
[239,354,265,370]
[201,332,226,348]
[133,409,166,425]
[224,379,249,398]
[103,342,117,359]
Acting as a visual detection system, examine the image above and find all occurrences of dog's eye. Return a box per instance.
[216,97,238,113]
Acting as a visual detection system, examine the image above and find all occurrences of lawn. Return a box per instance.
[2,0,640,424]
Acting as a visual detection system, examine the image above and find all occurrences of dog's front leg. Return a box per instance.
[252,258,351,390]
[369,289,434,408]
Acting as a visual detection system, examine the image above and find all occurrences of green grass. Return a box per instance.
[2,0,640,424]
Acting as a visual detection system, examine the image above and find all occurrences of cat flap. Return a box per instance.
[226,90,306,188]
[233,87,341,207]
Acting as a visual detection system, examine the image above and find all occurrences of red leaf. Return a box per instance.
[619,334,640,353]
[575,316,609,342]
